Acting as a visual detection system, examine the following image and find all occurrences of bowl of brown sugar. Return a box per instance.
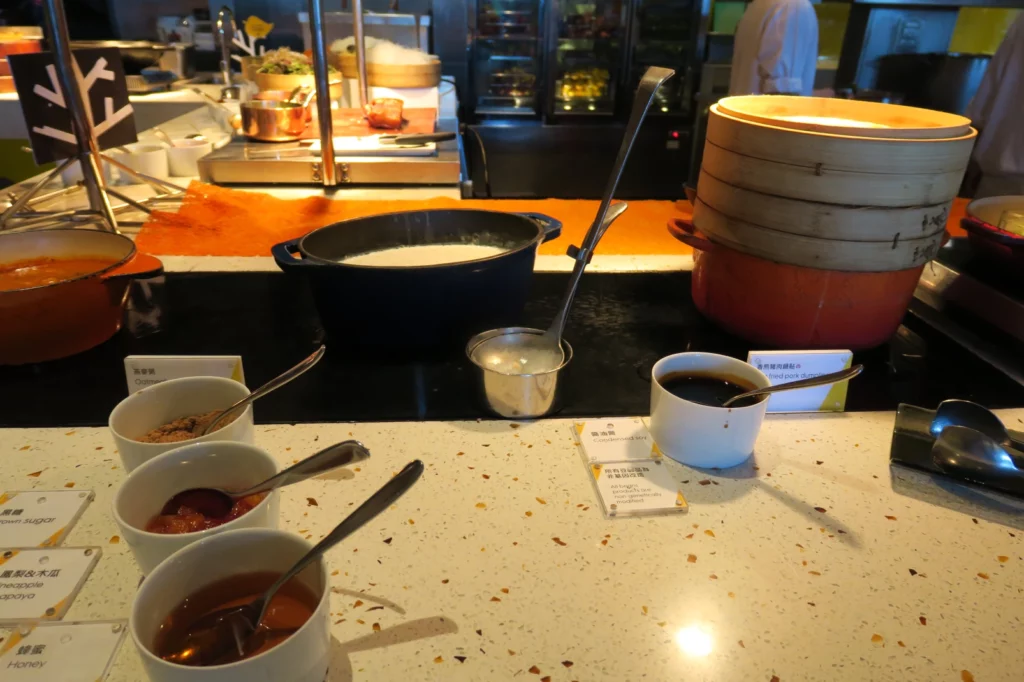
[109,376,255,472]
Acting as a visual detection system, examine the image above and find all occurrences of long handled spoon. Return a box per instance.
[201,345,326,436]
[721,365,864,407]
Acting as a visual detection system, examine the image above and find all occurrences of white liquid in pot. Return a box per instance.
[340,243,508,267]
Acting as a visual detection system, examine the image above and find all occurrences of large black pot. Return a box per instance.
[272,209,561,352]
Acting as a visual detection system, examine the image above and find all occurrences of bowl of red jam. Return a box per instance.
[113,441,280,574]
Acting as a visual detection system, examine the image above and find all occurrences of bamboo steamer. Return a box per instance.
[707,104,976,175]
[716,95,972,140]
[696,170,950,242]
[336,52,441,88]
[702,141,964,207]
[692,198,944,272]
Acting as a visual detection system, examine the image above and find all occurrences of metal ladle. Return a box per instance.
[469,202,628,375]
[201,345,326,436]
[468,65,676,378]
[932,425,1023,482]
[158,439,370,519]
[721,364,865,407]
[162,459,424,666]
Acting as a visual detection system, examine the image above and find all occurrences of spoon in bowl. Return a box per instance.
[720,364,864,407]
[162,459,425,666]
[159,439,370,519]
[201,345,326,436]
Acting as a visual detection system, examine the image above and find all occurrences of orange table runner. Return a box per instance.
[136,182,695,258]
[136,183,971,259]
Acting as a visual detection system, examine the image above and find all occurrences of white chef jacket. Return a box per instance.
[729,0,820,97]
[965,15,1024,197]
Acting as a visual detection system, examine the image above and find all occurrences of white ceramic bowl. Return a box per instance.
[167,137,213,177]
[114,142,170,182]
[113,441,280,575]
[649,352,771,468]
[109,376,254,473]
[131,528,330,682]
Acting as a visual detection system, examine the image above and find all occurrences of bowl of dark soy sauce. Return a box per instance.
[649,352,771,469]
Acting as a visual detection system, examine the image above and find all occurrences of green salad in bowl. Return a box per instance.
[257,48,338,75]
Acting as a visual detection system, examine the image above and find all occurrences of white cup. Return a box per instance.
[115,142,170,182]
[649,352,771,468]
[131,528,331,682]
[109,376,255,473]
[167,137,213,177]
[112,440,280,575]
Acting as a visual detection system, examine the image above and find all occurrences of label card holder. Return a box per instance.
[746,350,854,413]
[589,460,688,517]
[0,548,102,624]
[572,418,663,463]
[0,620,127,681]
[0,492,94,549]
[124,355,245,394]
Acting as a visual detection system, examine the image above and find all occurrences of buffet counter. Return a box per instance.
[4,413,1021,681]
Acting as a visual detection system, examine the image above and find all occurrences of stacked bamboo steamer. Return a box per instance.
[695,96,977,272]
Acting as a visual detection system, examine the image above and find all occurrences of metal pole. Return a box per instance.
[42,0,119,232]
[308,0,337,187]
[352,0,369,108]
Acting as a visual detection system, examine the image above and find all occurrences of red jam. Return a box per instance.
[145,493,267,534]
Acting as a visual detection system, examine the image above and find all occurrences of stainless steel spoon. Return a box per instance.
[721,364,864,407]
[932,425,1022,482]
[163,459,424,666]
[159,439,370,519]
[929,399,1024,453]
[201,345,326,436]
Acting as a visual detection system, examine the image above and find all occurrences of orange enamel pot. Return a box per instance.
[0,229,163,365]
[668,219,924,350]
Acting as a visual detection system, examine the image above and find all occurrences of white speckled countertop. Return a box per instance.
[2,413,1022,681]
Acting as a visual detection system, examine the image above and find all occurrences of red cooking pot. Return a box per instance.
[668,219,924,349]
[0,229,163,365]
[961,195,1024,279]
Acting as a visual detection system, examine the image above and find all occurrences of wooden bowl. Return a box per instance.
[336,52,441,88]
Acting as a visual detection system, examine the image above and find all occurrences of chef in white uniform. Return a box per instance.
[729,0,820,96]
[964,15,1024,198]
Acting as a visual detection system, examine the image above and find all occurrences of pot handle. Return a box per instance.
[667,218,715,252]
[272,238,314,271]
[100,252,164,281]
[517,212,562,243]
[961,216,1023,245]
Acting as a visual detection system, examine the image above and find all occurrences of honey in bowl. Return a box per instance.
[657,371,764,408]
[154,571,318,666]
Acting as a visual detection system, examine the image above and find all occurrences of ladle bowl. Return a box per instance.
[467,327,573,419]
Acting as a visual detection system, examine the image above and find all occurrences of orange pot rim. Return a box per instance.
[0,229,162,295]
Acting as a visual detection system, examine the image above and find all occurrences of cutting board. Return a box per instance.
[301,108,437,139]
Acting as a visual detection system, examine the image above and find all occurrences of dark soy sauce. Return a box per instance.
[657,372,764,408]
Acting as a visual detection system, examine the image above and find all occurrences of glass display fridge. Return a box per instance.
[546,0,627,116]
[627,0,705,117]
[470,0,545,116]
[468,0,707,121]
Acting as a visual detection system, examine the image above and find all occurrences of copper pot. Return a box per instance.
[0,229,163,365]
[240,100,309,142]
